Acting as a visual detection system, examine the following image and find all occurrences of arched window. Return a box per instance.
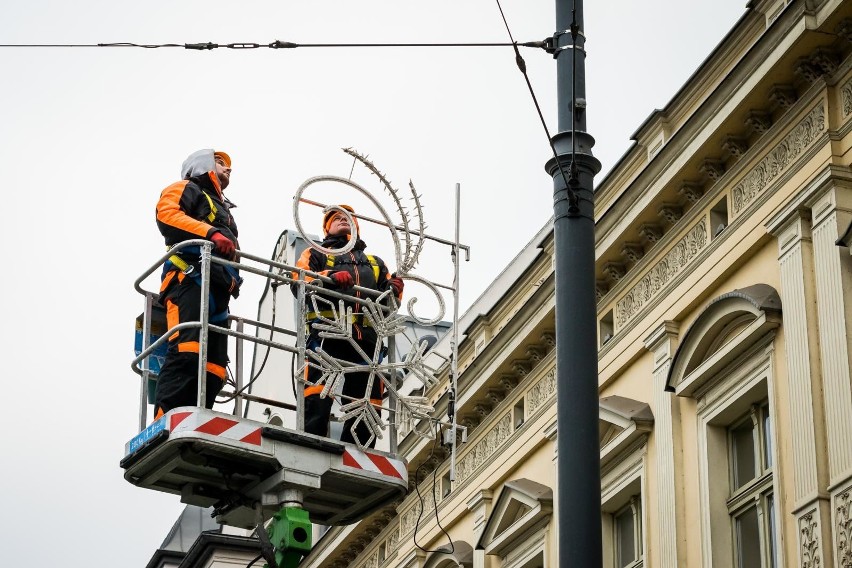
[666,284,782,568]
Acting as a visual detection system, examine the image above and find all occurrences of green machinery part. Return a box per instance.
[265,506,312,568]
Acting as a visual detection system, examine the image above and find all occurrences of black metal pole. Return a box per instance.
[545,0,602,565]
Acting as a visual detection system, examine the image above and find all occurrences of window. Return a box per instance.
[601,458,645,568]
[727,403,777,568]
[614,497,642,568]
[667,285,783,567]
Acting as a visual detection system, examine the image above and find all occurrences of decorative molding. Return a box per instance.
[723,136,749,159]
[732,103,825,216]
[810,48,839,76]
[527,369,556,415]
[841,76,852,118]
[639,223,664,243]
[455,413,512,485]
[595,281,610,301]
[511,360,529,377]
[499,374,519,392]
[836,18,852,43]
[700,159,726,182]
[603,261,627,281]
[616,218,708,328]
[799,510,822,568]
[838,489,852,567]
[769,84,798,109]
[621,242,645,263]
[678,182,705,203]
[525,345,545,363]
[796,60,823,84]
[485,389,505,406]
[746,110,773,134]
[658,203,684,224]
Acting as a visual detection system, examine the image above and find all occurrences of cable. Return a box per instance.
[0,39,547,50]
[412,421,455,555]
[493,0,588,215]
[245,554,263,568]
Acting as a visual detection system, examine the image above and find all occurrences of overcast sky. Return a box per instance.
[0,1,747,565]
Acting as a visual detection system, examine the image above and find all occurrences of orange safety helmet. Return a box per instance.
[323,204,360,236]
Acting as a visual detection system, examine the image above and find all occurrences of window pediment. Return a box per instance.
[476,479,553,558]
[599,395,653,470]
[665,284,781,397]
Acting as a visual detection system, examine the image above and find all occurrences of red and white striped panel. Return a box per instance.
[342,448,407,480]
[168,411,262,446]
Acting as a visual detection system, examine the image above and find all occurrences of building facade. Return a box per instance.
[296,1,852,567]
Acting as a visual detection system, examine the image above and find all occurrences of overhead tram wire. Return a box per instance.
[493,0,589,214]
[0,39,548,50]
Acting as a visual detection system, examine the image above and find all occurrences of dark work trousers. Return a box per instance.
[304,335,383,447]
[154,270,231,416]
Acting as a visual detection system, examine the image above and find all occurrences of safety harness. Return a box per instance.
[162,191,236,323]
[305,253,381,325]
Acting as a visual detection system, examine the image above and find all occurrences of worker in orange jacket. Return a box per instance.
[153,149,242,418]
[293,206,404,446]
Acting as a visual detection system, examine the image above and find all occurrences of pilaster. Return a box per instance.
[774,211,832,568]
[467,490,493,568]
[643,321,682,568]
[810,184,852,567]
[810,186,852,486]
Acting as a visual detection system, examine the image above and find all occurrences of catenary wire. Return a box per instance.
[493,0,589,214]
[0,40,547,50]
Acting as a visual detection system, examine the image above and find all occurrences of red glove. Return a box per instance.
[210,232,236,259]
[330,271,354,288]
[388,276,404,296]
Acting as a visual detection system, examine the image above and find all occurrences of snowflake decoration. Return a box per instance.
[293,149,454,448]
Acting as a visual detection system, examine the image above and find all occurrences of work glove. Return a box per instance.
[330,270,354,289]
[388,276,404,296]
[210,232,236,259]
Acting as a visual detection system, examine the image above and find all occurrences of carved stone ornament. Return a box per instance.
[455,413,512,484]
[511,360,530,377]
[526,345,545,362]
[841,76,852,118]
[364,526,380,539]
[838,489,852,567]
[485,389,505,405]
[639,223,664,243]
[732,103,825,215]
[603,261,627,281]
[799,511,822,568]
[541,332,556,348]
[595,281,610,301]
[500,374,519,392]
[746,110,773,134]
[616,219,708,328]
[461,415,480,430]
[836,18,852,43]
[770,84,798,108]
[795,61,822,83]
[621,243,645,263]
[722,136,749,159]
[811,48,839,75]
[678,182,705,203]
[527,369,556,415]
[473,403,492,417]
[658,204,684,224]
[700,159,726,182]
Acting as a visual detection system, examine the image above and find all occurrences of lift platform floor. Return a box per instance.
[121,408,408,528]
